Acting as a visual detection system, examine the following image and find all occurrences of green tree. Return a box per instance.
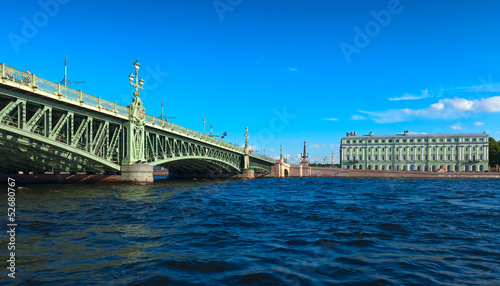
[489,137,500,168]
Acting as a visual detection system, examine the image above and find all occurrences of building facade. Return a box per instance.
[340,131,489,172]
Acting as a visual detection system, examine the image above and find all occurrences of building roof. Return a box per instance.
[342,132,488,140]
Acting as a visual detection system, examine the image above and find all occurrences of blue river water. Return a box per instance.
[2,178,499,285]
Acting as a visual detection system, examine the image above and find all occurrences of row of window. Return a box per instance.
[345,154,484,161]
[345,146,486,153]
[345,164,485,172]
[344,137,486,144]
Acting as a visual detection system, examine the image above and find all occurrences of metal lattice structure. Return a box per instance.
[0,63,274,175]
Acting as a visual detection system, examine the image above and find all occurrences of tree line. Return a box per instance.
[489,137,500,168]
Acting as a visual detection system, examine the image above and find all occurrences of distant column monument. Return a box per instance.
[301,141,309,165]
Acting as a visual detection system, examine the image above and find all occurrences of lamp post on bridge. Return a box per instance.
[129,60,144,98]
[242,127,254,179]
[122,60,148,168]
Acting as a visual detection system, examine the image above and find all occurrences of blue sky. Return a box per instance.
[2,0,500,164]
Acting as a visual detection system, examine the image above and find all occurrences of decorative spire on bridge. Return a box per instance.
[123,60,147,164]
[244,126,249,149]
[280,145,283,160]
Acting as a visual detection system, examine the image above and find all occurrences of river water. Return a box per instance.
[2,178,499,285]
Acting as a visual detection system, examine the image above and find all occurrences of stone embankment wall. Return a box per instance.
[292,167,500,179]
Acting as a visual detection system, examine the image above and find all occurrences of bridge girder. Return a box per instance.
[0,65,276,176]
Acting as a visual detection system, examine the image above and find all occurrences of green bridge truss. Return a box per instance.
[0,63,275,175]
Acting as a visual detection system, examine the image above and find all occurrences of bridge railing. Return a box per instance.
[1,63,276,160]
[144,114,246,153]
[0,63,126,114]
[249,152,276,163]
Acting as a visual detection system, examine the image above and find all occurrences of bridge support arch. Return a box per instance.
[270,159,290,178]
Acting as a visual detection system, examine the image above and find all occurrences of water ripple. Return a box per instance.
[1,178,499,285]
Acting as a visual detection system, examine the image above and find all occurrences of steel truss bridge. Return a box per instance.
[0,63,275,177]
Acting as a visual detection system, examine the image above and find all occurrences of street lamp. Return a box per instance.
[129,60,144,98]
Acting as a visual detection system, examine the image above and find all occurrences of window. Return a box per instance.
[403,155,406,160]
[418,155,421,160]
[440,147,443,151]
[418,139,422,142]
[368,155,371,160]
[411,148,413,151]
[375,155,378,160]
[433,139,437,142]
[403,139,407,143]
[440,139,444,142]
[410,139,414,143]
[440,155,443,160]
[447,139,451,142]
[455,139,459,142]
[396,155,399,160]
[473,138,477,142]
[375,140,378,143]
[448,147,451,151]
[465,138,469,142]
[382,155,385,160]
[433,147,436,151]
[447,155,451,160]
[418,147,421,151]
[375,148,378,151]
[389,155,392,160]
[473,147,476,151]
[410,155,414,160]
[432,155,436,160]
[368,140,372,143]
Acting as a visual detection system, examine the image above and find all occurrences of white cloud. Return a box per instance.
[457,75,500,93]
[309,144,320,149]
[323,118,339,121]
[474,122,485,126]
[451,123,463,130]
[240,144,258,151]
[289,67,299,72]
[360,96,500,123]
[350,114,367,120]
[389,89,430,101]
